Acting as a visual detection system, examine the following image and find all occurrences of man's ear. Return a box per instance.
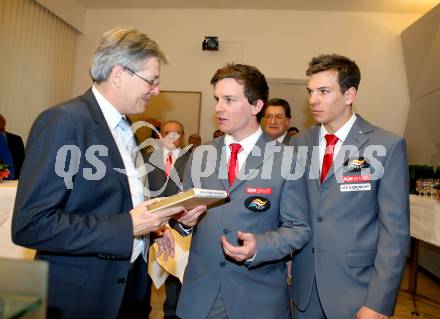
[109,65,125,88]
[345,87,357,106]
[252,99,264,116]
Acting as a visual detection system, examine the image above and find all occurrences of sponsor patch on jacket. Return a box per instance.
[343,157,370,172]
[340,183,371,192]
[246,187,273,195]
[342,175,371,183]
[244,196,271,212]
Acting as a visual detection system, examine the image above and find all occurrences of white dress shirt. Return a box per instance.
[162,147,181,167]
[92,86,147,263]
[318,113,357,170]
[224,127,263,170]
[276,132,288,144]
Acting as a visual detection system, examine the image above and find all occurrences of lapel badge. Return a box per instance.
[343,157,370,172]
[244,196,271,212]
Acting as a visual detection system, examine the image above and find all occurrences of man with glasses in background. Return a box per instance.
[262,98,294,145]
[12,28,206,319]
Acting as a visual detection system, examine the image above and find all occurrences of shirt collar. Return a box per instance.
[163,147,181,158]
[319,113,357,143]
[224,127,263,154]
[276,132,287,143]
[92,85,124,130]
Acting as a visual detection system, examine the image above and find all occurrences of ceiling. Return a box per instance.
[76,0,439,14]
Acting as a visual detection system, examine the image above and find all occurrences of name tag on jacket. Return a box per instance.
[340,183,371,192]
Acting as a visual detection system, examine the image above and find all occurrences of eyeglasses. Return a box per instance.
[123,66,160,89]
[263,114,287,121]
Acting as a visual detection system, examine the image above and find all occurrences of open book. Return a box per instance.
[147,188,228,213]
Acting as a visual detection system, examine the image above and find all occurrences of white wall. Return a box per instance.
[36,0,86,33]
[72,9,420,142]
[401,4,440,164]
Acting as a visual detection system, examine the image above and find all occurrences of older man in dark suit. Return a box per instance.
[144,120,190,319]
[262,98,294,145]
[11,28,205,319]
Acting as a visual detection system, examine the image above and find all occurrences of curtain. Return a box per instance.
[0,0,78,143]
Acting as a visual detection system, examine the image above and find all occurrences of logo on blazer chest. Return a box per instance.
[244,196,271,212]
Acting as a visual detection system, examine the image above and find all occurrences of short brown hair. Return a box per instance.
[306,54,361,93]
[210,63,269,107]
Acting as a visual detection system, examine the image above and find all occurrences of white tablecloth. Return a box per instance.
[410,194,440,247]
[0,181,35,259]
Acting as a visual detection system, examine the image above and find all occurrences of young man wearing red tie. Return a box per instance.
[175,63,311,319]
[291,54,410,319]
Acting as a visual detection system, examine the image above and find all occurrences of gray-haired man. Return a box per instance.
[12,28,205,319]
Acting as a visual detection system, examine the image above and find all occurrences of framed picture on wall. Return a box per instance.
[128,90,202,145]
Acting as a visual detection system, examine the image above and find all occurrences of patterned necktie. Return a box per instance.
[0,134,15,179]
[321,134,339,183]
[118,118,137,165]
[118,118,149,263]
[228,143,242,186]
[165,152,173,177]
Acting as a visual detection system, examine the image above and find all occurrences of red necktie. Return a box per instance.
[228,143,242,186]
[321,134,339,183]
[165,152,173,177]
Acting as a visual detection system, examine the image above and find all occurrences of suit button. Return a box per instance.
[223,229,230,235]
[219,261,226,267]
[312,248,315,254]
[317,216,325,222]
[117,277,125,284]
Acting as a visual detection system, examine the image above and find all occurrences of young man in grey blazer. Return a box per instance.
[291,54,410,319]
[175,63,311,319]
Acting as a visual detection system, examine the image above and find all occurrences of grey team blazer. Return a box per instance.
[291,115,410,318]
[177,133,311,319]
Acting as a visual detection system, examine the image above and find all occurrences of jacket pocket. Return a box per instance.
[346,250,376,267]
[49,261,89,286]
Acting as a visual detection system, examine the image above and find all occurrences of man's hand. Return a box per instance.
[176,205,207,227]
[220,231,256,262]
[130,198,185,237]
[154,226,175,260]
[356,306,389,319]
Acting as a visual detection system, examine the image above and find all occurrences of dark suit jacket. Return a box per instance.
[12,89,141,319]
[291,115,410,317]
[281,133,294,146]
[144,149,190,198]
[4,132,25,179]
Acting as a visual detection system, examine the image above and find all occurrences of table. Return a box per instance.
[410,195,440,246]
[0,181,34,260]
[406,195,440,312]
[0,293,41,318]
